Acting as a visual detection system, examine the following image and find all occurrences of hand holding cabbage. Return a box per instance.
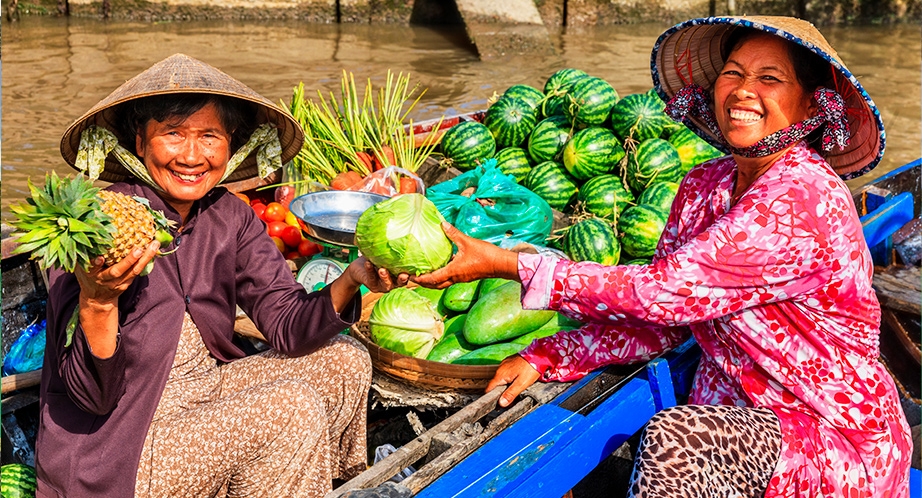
[411,221,520,290]
[355,193,453,276]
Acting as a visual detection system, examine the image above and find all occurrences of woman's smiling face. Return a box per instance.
[713,33,816,149]
[136,102,232,217]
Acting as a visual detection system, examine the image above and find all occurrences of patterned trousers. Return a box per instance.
[135,314,371,497]
[628,404,782,498]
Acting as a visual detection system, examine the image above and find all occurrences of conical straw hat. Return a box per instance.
[651,16,885,180]
[60,53,304,184]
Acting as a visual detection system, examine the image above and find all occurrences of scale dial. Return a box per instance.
[296,256,348,292]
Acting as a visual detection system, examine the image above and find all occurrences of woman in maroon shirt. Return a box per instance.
[37,54,402,497]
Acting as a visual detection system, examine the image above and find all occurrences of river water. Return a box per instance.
[1,18,919,222]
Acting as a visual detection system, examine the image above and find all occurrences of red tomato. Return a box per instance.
[280,225,303,248]
[264,202,288,223]
[285,251,301,260]
[297,238,323,257]
[267,220,289,238]
[252,203,267,221]
[270,236,286,253]
[233,192,250,204]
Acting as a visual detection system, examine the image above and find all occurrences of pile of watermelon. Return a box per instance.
[1,463,36,498]
[438,68,724,265]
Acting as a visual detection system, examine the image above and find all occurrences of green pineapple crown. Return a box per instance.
[10,171,174,273]
[11,172,116,272]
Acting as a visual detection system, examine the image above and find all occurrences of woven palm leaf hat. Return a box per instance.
[651,16,885,180]
[60,53,304,184]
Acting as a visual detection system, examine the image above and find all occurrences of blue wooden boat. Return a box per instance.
[328,157,922,498]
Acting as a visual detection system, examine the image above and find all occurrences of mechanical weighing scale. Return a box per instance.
[288,190,390,293]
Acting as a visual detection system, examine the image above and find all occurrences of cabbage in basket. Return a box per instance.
[368,288,444,358]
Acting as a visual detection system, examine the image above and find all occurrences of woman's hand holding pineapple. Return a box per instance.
[73,240,161,358]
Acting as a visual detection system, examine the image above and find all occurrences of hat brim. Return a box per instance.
[60,54,305,185]
[651,16,885,180]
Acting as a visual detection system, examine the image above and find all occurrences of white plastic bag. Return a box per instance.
[374,444,416,482]
[349,166,426,197]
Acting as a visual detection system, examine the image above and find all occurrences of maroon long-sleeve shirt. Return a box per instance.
[35,181,361,497]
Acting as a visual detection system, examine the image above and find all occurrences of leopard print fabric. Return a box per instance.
[628,404,781,497]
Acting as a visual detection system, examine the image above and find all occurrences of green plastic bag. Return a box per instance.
[427,159,553,246]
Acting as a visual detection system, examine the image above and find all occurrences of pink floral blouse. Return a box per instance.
[518,143,912,497]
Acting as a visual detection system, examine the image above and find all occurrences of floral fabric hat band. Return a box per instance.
[664,84,851,159]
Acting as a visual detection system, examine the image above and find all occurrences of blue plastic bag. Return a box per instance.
[2,320,46,376]
[427,159,553,246]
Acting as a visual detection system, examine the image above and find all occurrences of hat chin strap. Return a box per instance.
[664,84,851,158]
[75,124,284,187]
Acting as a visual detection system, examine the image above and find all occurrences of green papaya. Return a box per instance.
[443,313,467,337]
[442,280,482,313]
[426,314,475,363]
[511,312,583,345]
[476,277,512,300]
[451,342,526,365]
[463,281,555,345]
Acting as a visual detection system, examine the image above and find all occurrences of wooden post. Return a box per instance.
[1,370,43,395]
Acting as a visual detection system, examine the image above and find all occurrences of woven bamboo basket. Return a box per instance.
[351,292,499,392]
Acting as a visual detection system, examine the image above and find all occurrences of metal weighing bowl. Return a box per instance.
[289,190,390,247]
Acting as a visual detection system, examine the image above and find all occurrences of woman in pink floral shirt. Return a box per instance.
[416,16,912,497]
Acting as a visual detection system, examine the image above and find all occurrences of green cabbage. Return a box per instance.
[368,287,444,358]
[354,193,453,276]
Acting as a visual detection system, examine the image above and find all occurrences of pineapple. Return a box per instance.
[10,172,175,274]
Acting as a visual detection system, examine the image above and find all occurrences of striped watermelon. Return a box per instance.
[667,126,724,173]
[637,181,680,213]
[484,96,538,149]
[564,77,619,127]
[528,115,572,163]
[525,161,578,212]
[541,96,568,119]
[566,217,621,265]
[610,89,672,142]
[440,121,496,171]
[542,68,589,118]
[503,84,545,112]
[1,463,37,498]
[660,120,686,139]
[625,138,683,192]
[544,68,589,96]
[617,204,667,259]
[577,174,635,221]
[494,147,532,183]
[562,127,625,181]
